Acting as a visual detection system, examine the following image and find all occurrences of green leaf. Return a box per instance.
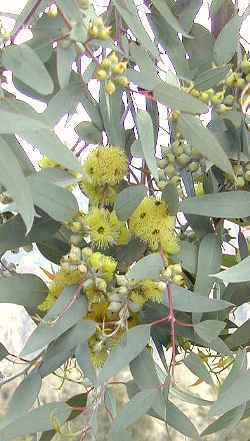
[39,347,73,379]
[194,320,226,343]
[127,253,164,281]
[194,233,222,298]
[194,65,230,91]
[112,0,159,59]
[151,0,192,37]
[202,405,245,436]
[181,191,250,218]
[136,110,158,180]
[184,352,214,385]
[111,388,158,433]
[0,136,35,232]
[130,140,144,158]
[3,134,35,176]
[21,286,88,356]
[0,402,71,441]
[97,325,151,385]
[210,0,226,16]
[170,286,232,312]
[75,121,102,145]
[220,350,247,395]
[2,44,53,95]
[11,0,50,36]
[162,183,179,216]
[180,240,198,275]
[99,85,125,147]
[0,102,47,134]
[57,44,76,89]
[209,369,250,416]
[183,24,214,74]
[0,343,8,362]
[114,185,147,221]
[213,255,250,285]
[171,385,213,406]
[0,274,48,312]
[176,0,202,33]
[130,349,160,389]
[75,342,97,386]
[178,114,233,175]
[225,319,250,349]
[213,15,242,65]
[28,175,78,223]
[19,129,82,174]
[154,81,208,114]
[57,0,81,22]
[7,372,42,420]
[80,84,103,131]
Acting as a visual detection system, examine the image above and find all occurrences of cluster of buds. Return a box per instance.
[67,212,86,246]
[225,55,250,89]
[225,161,250,189]
[158,136,205,186]
[88,17,112,41]
[161,263,185,286]
[96,52,129,95]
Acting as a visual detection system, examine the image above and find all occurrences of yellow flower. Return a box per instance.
[80,179,117,205]
[117,223,130,246]
[141,280,164,303]
[39,156,58,169]
[88,252,117,282]
[85,208,116,248]
[87,303,109,321]
[83,146,128,186]
[130,291,146,307]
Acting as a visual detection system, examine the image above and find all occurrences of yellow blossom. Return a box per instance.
[85,208,116,248]
[80,179,117,205]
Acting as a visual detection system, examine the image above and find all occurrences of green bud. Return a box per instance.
[177,153,190,167]
[165,164,175,177]
[166,152,175,163]
[157,158,168,169]
[245,170,250,182]
[188,162,199,173]
[235,176,245,188]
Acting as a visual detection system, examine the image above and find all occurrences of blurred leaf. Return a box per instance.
[175,0,202,33]
[110,238,146,273]
[75,341,97,386]
[202,404,245,436]
[0,136,35,232]
[194,320,225,343]
[114,185,147,221]
[99,86,125,147]
[28,174,78,223]
[171,385,213,406]
[214,15,242,65]
[97,325,151,385]
[180,191,250,219]
[0,274,48,312]
[2,44,53,95]
[11,0,50,36]
[80,84,103,131]
[184,24,214,74]
[112,0,159,58]
[57,44,76,89]
[151,0,191,37]
[225,319,250,349]
[37,236,70,265]
[180,240,198,275]
[21,286,88,356]
[162,183,179,216]
[57,0,81,22]
[75,121,102,145]
[178,114,233,175]
[194,233,222,297]
[137,110,158,180]
[210,0,226,16]
[213,255,250,285]
[154,81,208,114]
[220,350,247,395]
[2,134,35,176]
[0,402,71,441]
[130,140,144,158]
[130,349,160,389]
[0,343,9,362]
[209,369,250,416]
[111,388,158,433]
[184,352,214,385]
[39,347,74,379]
[194,65,230,91]
[7,372,42,420]
[127,253,164,281]
[170,286,232,312]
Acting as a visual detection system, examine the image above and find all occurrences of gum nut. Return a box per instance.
[236,176,245,188]
[95,278,107,291]
[128,301,141,313]
[166,152,175,163]
[170,176,180,185]
[177,153,190,167]
[245,170,250,182]
[183,143,192,156]
[157,180,167,190]
[223,94,235,106]
[172,142,184,156]
[165,164,175,177]
[190,89,200,98]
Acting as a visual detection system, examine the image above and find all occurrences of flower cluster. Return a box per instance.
[96,52,129,95]
[129,197,180,256]
[88,17,112,41]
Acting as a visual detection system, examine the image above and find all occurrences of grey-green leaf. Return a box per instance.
[127,253,164,281]
[178,114,234,175]
[154,81,208,114]
[97,325,151,385]
[0,274,48,311]
[137,110,158,180]
[115,185,147,221]
[75,121,102,145]
[202,404,245,436]
[184,352,214,385]
[194,320,225,343]
[213,15,242,65]
[0,136,35,232]
[7,372,42,420]
[170,285,232,312]
[194,65,230,91]
[151,0,191,37]
[57,44,75,89]
[2,44,53,95]
[194,233,222,297]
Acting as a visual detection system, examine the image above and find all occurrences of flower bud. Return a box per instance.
[105,80,116,95]
[95,278,107,292]
[78,264,88,275]
[116,275,128,286]
[108,301,122,313]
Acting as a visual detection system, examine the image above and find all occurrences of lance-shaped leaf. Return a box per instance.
[0,136,35,232]
[151,0,192,37]
[213,15,242,65]
[194,233,222,297]
[137,110,158,180]
[57,44,76,89]
[169,285,232,312]
[114,185,147,221]
[127,253,164,281]
[194,320,226,343]
[154,81,208,114]
[212,255,250,285]
[194,65,230,91]
[178,114,233,175]
[202,404,246,437]
[2,44,53,95]
[7,372,42,420]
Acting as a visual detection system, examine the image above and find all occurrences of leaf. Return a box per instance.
[7,372,42,420]
[194,65,230,91]
[0,274,48,312]
[220,350,247,395]
[210,0,226,16]
[212,255,250,285]
[213,15,242,65]
[28,174,78,223]
[162,183,179,216]
[39,347,74,379]
[194,320,226,343]
[202,404,246,436]
[0,402,71,441]
[184,352,214,385]
[112,0,159,59]
[171,385,213,406]
[97,325,151,385]
[111,388,158,433]
[19,129,82,174]
[209,369,250,416]
[130,349,160,389]
[178,114,233,175]
[3,134,35,176]
[154,81,208,114]
[130,140,144,158]
[75,121,102,145]
[169,285,232,312]
[57,0,81,22]
[0,136,35,232]
[151,0,191,37]
[75,342,97,386]
[176,0,203,33]
[0,343,8,362]
[99,86,125,147]
[11,0,50,36]
[127,253,164,281]
[136,110,158,180]
[194,233,222,297]
[115,185,147,221]
[180,191,250,219]
[225,319,250,349]
[2,44,53,95]
[184,23,214,74]
[57,44,76,89]
[21,286,88,356]
[180,240,198,275]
